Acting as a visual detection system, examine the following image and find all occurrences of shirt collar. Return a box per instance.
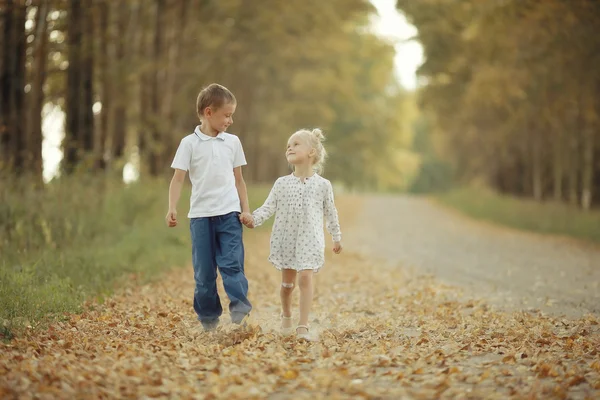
[194,125,225,141]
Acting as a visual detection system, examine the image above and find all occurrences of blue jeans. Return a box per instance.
[190,212,252,326]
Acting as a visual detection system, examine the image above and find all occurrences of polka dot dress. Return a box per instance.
[252,174,342,272]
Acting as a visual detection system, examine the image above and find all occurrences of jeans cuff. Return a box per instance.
[230,312,249,324]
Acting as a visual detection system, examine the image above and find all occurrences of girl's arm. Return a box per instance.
[324,181,342,242]
[252,180,279,227]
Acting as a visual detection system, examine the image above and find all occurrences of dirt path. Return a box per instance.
[345,195,600,318]
[1,197,599,399]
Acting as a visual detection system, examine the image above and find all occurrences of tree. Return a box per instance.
[0,1,27,174]
[28,0,51,181]
[398,0,600,208]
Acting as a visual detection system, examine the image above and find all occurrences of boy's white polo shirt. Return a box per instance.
[171,126,247,218]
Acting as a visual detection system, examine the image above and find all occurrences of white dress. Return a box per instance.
[252,174,342,272]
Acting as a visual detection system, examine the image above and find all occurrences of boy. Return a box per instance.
[166,83,253,331]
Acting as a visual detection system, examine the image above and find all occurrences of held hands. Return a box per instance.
[333,241,343,254]
[165,209,177,227]
[239,212,255,228]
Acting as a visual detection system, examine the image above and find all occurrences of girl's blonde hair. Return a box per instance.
[292,128,327,174]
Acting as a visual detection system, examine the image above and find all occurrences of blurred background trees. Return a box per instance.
[2,0,599,207]
[0,0,413,191]
[398,0,600,209]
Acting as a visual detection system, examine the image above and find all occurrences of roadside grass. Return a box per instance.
[436,187,600,245]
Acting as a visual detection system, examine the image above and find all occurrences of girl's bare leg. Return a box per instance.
[297,270,313,334]
[281,269,297,330]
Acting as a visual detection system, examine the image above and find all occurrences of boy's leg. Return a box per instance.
[214,212,252,324]
[190,218,222,329]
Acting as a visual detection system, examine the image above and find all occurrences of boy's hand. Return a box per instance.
[239,212,254,228]
[333,241,343,254]
[166,209,177,227]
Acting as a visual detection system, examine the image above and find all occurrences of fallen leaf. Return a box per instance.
[282,370,299,380]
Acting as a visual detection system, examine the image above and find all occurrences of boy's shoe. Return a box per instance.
[201,319,219,332]
[231,312,249,327]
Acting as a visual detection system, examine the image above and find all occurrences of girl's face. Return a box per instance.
[286,133,314,166]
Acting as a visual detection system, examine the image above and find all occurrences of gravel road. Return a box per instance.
[344,195,600,318]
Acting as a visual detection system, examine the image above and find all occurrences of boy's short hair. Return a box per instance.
[196,83,236,119]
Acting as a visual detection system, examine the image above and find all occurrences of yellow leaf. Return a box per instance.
[282,370,298,380]
[502,354,516,364]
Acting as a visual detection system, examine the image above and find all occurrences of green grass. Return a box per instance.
[0,175,194,336]
[436,187,600,244]
[0,176,274,338]
[0,174,274,338]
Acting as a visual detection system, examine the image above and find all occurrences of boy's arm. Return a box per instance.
[166,169,186,227]
[233,167,250,222]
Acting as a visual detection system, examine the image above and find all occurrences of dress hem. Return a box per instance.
[269,261,323,273]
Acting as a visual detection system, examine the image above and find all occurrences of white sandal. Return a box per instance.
[296,324,311,340]
[281,314,293,335]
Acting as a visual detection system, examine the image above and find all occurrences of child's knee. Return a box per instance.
[298,274,312,290]
[281,282,295,294]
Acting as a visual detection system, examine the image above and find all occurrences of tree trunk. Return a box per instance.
[0,1,13,170]
[111,1,128,165]
[135,2,148,169]
[81,0,95,159]
[96,0,110,170]
[531,129,543,202]
[29,0,50,182]
[552,130,563,202]
[161,0,191,165]
[581,127,594,210]
[148,0,165,176]
[11,2,26,174]
[568,102,581,206]
[64,0,83,173]
[581,88,596,212]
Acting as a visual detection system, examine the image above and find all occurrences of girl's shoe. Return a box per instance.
[281,314,293,335]
[296,324,311,340]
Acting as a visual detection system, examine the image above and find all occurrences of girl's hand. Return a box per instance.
[240,212,255,228]
[333,241,342,254]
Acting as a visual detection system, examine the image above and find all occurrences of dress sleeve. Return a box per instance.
[252,180,279,227]
[324,181,342,242]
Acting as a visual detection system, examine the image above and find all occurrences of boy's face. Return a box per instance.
[206,102,236,133]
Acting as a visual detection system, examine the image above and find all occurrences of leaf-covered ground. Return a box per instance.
[1,203,599,399]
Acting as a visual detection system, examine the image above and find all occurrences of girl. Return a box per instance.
[244,128,342,340]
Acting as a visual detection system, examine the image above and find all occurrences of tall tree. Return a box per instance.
[148,0,165,176]
[80,0,95,160]
[96,0,110,170]
[28,0,51,181]
[63,0,83,173]
[0,1,13,170]
[0,1,27,174]
[110,1,129,170]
